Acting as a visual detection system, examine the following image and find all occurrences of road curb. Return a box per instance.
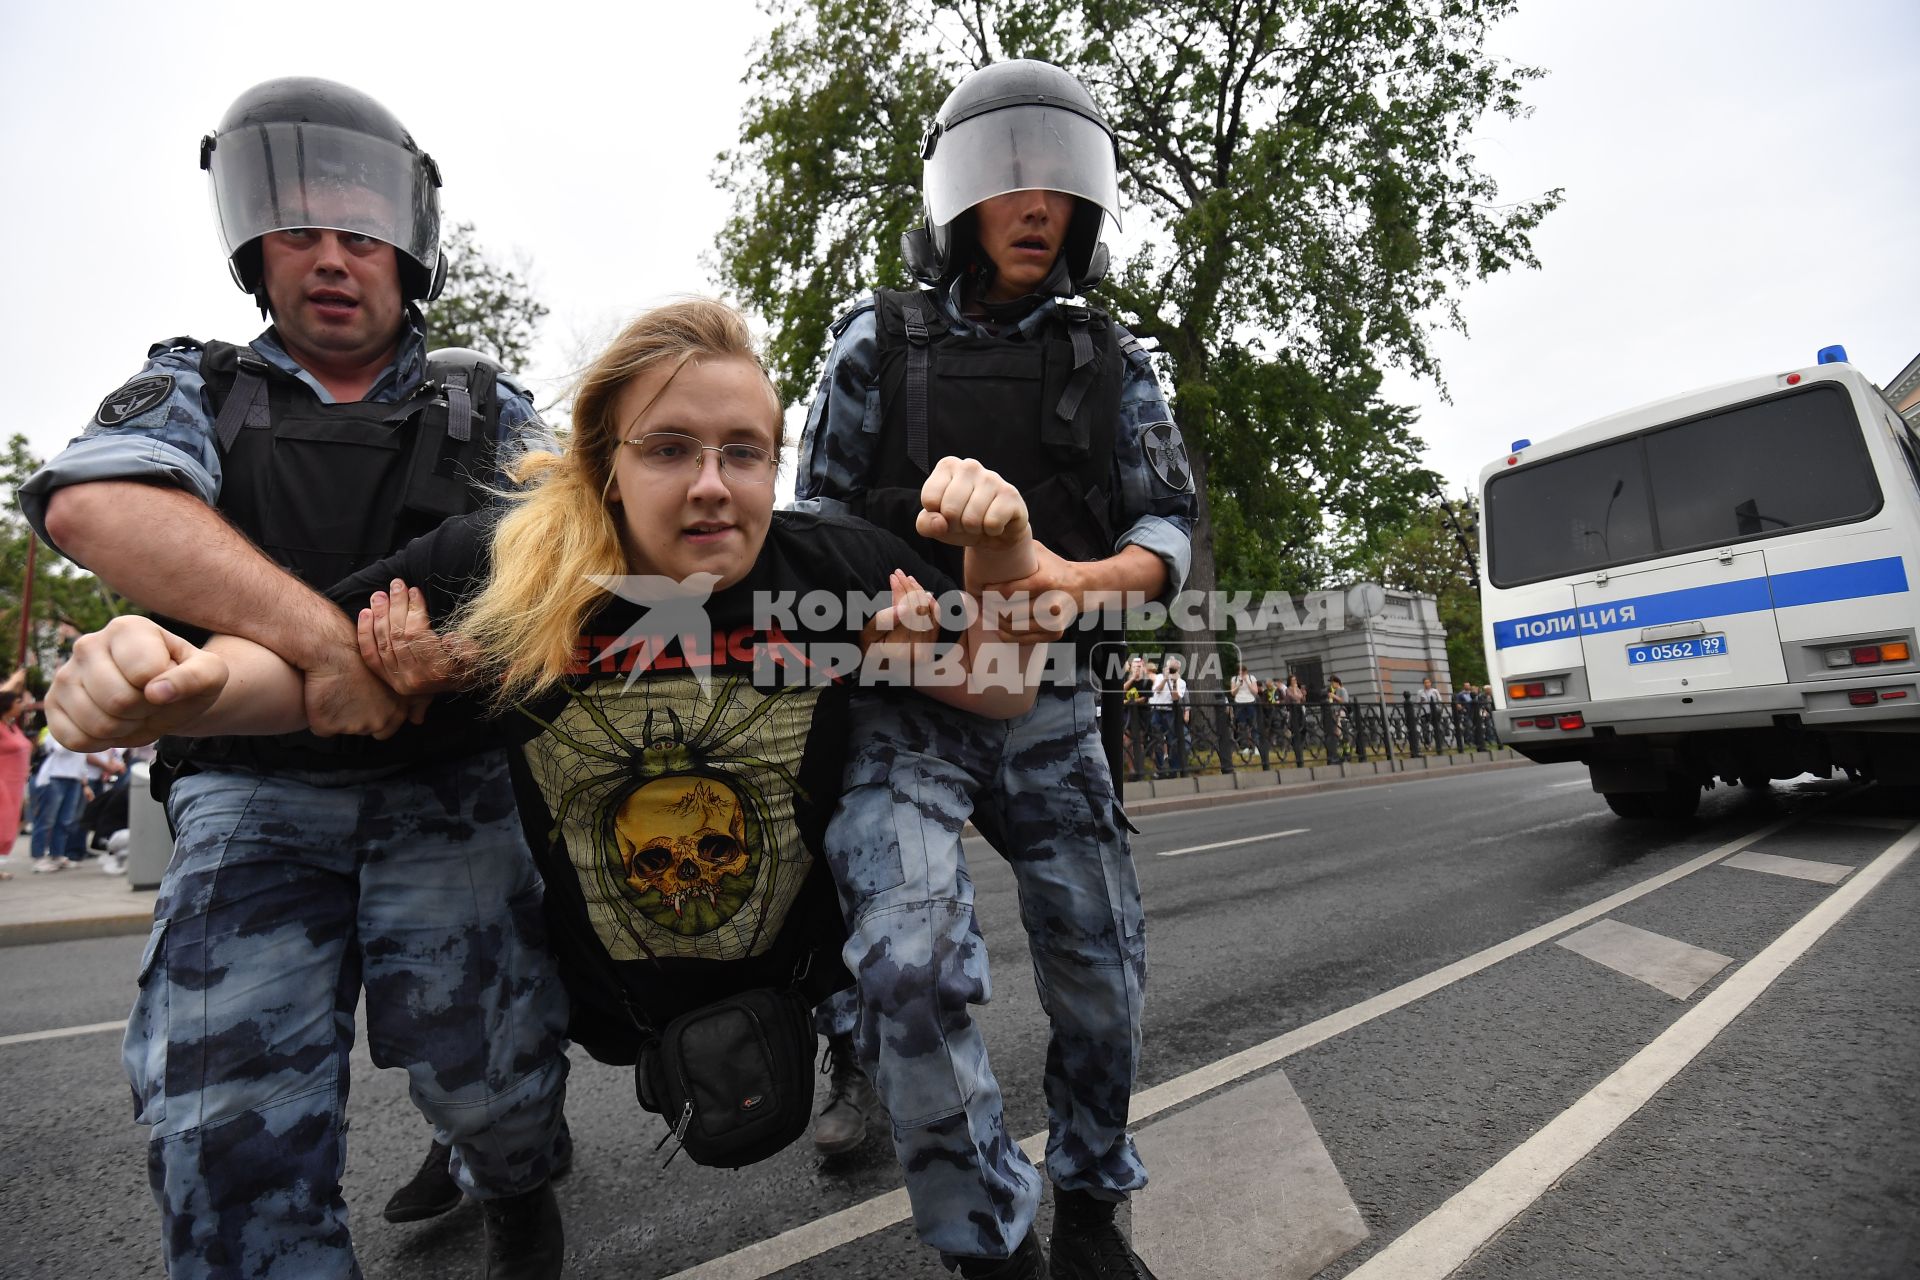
[1119,756,1538,820]
[0,911,154,949]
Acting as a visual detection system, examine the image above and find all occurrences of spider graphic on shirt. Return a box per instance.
[517,673,816,964]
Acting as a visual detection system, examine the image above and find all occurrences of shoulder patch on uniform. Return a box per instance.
[1141,419,1193,493]
[94,374,175,428]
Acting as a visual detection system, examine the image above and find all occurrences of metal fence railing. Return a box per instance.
[1116,692,1500,782]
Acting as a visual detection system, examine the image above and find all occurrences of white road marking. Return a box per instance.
[1345,817,1920,1280]
[0,1019,125,1048]
[1156,829,1310,857]
[1133,1069,1367,1278]
[1549,779,1591,789]
[661,810,1805,1280]
[1555,919,1733,1000]
[1721,849,1854,885]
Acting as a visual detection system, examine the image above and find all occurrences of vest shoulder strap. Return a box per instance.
[197,339,278,453]
[872,289,938,472]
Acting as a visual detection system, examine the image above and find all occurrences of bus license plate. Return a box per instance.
[1627,636,1729,665]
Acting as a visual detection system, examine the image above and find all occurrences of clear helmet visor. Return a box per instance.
[923,104,1121,230]
[206,122,440,271]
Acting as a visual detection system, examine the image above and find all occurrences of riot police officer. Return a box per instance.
[20,78,569,1279]
[795,59,1193,1280]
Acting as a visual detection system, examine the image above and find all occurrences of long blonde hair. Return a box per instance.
[455,298,776,706]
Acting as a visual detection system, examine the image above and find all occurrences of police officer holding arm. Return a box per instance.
[794,60,1194,1280]
[20,79,569,1279]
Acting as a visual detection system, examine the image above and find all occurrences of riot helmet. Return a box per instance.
[903,60,1121,295]
[200,77,446,305]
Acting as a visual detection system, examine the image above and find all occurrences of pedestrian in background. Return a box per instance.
[0,679,31,879]
[1151,656,1189,776]
[1415,676,1443,752]
[1230,662,1260,761]
[29,737,103,872]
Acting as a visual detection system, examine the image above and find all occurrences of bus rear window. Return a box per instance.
[1488,384,1881,587]
[1486,438,1656,586]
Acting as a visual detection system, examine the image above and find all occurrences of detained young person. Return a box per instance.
[47,299,1046,1147]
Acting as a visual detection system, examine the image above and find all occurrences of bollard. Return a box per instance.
[124,761,172,891]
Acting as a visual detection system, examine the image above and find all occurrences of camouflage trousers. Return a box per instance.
[125,752,570,1279]
[825,684,1148,1262]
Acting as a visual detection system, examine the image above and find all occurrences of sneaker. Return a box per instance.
[99,854,127,876]
[949,1231,1047,1279]
[31,858,64,874]
[1049,1190,1156,1279]
[813,1033,878,1155]
[383,1139,461,1224]
[480,1181,563,1280]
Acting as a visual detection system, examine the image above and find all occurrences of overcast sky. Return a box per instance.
[3,0,1914,505]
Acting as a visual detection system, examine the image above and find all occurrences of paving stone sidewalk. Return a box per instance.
[0,832,157,947]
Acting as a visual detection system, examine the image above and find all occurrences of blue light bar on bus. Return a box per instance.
[1816,345,1848,365]
[1510,438,1531,452]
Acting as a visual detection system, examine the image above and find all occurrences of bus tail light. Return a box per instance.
[1507,678,1567,700]
[1557,713,1585,730]
[1849,691,1878,707]
[1824,641,1910,668]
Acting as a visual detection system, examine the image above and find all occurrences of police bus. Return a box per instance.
[1478,346,1920,818]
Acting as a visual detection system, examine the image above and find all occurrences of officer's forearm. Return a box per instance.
[1072,544,1168,606]
[43,482,353,672]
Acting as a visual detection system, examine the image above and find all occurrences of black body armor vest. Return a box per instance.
[863,289,1121,587]
[158,337,506,775]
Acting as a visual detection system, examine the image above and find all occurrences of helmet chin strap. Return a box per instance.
[963,250,1078,321]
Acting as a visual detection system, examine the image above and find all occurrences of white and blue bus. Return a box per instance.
[1478,346,1920,818]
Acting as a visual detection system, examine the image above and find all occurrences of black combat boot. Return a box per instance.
[948,1229,1048,1279]
[1048,1189,1157,1279]
[481,1181,564,1280]
[382,1140,460,1224]
[813,1033,879,1155]
[383,1118,574,1224]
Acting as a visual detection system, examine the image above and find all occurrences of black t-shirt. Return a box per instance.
[332,508,954,1063]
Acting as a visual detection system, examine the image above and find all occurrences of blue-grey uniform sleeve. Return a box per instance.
[17,347,223,555]
[791,308,880,519]
[489,373,558,488]
[1109,329,1195,599]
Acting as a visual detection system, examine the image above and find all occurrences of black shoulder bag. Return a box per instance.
[634,986,816,1169]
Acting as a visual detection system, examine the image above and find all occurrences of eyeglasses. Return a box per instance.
[619,432,777,486]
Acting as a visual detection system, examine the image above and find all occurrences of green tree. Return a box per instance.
[1354,494,1486,685]
[716,0,1558,619]
[421,220,549,369]
[0,435,128,674]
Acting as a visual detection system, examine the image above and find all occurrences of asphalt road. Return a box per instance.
[1,763,1914,1278]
